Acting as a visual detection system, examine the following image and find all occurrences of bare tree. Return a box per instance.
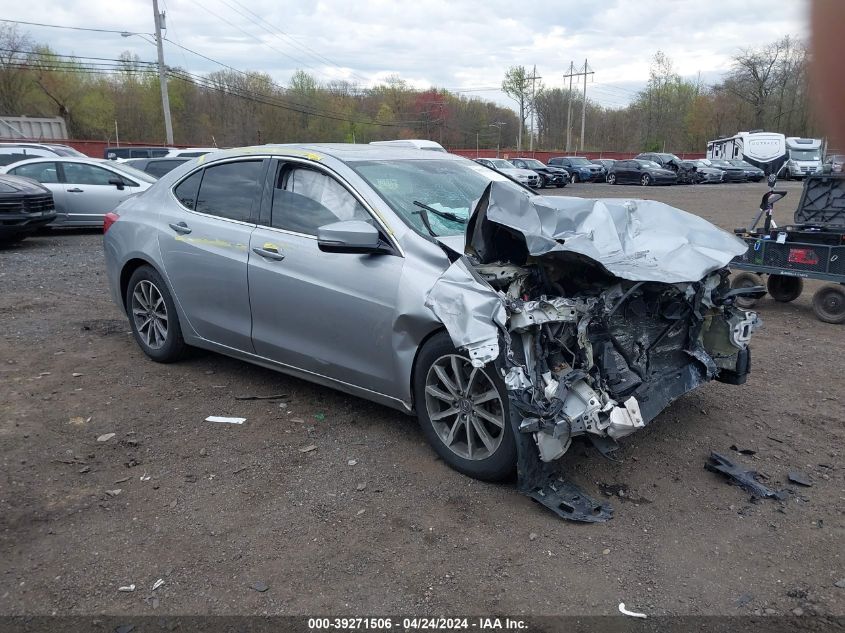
[0,24,35,116]
[723,39,786,128]
[502,66,541,152]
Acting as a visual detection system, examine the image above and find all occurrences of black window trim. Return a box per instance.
[170,156,269,226]
[256,156,402,256]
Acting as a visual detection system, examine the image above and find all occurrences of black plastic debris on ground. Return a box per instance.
[788,471,813,487]
[705,451,787,500]
[730,444,757,455]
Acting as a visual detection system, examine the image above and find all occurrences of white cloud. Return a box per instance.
[6,0,809,108]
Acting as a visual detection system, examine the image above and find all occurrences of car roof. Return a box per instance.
[201,143,465,163]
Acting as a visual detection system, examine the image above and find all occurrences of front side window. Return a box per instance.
[10,162,59,183]
[195,160,262,222]
[63,163,120,185]
[271,165,370,235]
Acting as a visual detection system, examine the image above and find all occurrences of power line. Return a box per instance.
[0,18,131,35]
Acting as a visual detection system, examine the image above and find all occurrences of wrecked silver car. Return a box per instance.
[103,145,760,521]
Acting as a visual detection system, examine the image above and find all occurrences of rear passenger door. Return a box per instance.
[59,162,137,223]
[157,158,267,351]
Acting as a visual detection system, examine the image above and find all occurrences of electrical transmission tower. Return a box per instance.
[563,59,594,152]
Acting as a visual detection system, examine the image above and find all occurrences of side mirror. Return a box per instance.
[108,177,125,190]
[766,173,777,188]
[317,220,389,255]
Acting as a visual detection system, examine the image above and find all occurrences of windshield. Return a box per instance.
[351,158,527,237]
[789,149,821,161]
[729,160,755,168]
[49,146,86,157]
[694,160,712,167]
[637,160,661,169]
[568,157,591,166]
[520,158,545,169]
[104,161,158,183]
[709,159,733,168]
[490,159,515,169]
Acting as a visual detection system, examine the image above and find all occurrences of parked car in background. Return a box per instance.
[0,142,86,166]
[0,157,156,227]
[546,156,604,182]
[124,157,191,178]
[634,152,697,184]
[726,159,765,182]
[823,154,844,173]
[509,157,569,187]
[687,159,724,184]
[0,174,56,243]
[607,159,678,186]
[591,158,615,177]
[474,158,541,188]
[104,146,171,160]
[706,159,748,183]
[369,139,447,152]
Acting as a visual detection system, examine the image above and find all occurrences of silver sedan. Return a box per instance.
[103,144,758,491]
[0,157,156,227]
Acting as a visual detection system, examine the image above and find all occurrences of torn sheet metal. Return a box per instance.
[467,181,749,283]
[424,257,506,366]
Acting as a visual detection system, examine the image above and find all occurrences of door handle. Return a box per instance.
[67,188,84,193]
[252,246,285,261]
[169,221,192,234]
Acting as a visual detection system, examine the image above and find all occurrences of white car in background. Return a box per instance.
[474,157,541,188]
[0,157,156,227]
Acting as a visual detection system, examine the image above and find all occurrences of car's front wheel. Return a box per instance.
[570,172,579,183]
[607,173,617,185]
[641,174,651,186]
[125,265,187,363]
[536,175,546,188]
[414,333,515,481]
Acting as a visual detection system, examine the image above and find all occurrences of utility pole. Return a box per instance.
[152,0,174,145]
[489,122,505,158]
[563,60,594,153]
[528,65,541,152]
[565,61,574,152]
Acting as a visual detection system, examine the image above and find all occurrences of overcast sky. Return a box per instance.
[7,0,809,109]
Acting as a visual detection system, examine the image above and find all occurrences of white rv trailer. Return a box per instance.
[706,131,787,175]
[784,137,822,179]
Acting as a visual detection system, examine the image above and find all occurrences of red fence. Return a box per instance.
[449,149,706,161]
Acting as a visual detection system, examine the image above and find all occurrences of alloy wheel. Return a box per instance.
[131,279,169,350]
[641,174,651,186]
[424,354,506,461]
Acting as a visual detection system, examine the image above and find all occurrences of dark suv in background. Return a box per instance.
[547,156,605,182]
[607,159,677,186]
[508,157,569,187]
[0,174,56,243]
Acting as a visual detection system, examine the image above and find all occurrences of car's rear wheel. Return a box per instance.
[126,265,187,363]
[607,173,616,185]
[414,333,515,482]
[812,284,845,324]
[641,174,651,186]
[570,173,579,183]
[767,274,803,303]
[731,272,764,308]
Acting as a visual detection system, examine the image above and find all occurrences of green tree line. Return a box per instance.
[0,25,819,152]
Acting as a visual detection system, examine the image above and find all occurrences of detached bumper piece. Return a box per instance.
[705,451,786,500]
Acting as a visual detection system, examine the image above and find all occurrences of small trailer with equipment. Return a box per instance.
[730,172,845,324]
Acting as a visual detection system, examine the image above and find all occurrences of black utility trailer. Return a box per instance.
[730,173,845,324]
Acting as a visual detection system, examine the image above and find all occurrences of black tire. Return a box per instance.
[413,332,516,482]
[767,274,803,303]
[607,173,616,185]
[536,175,546,189]
[812,284,845,324]
[125,265,187,363]
[731,272,764,308]
[570,172,579,183]
[640,174,651,186]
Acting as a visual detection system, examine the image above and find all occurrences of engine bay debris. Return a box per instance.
[705,451,787,500]
[426,182,763,521]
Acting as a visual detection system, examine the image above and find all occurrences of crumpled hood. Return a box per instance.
[465,181,748,284]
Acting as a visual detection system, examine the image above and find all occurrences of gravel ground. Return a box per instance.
[0,180,843,618]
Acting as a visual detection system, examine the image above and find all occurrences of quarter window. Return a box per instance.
[174,170,203,210]
[270,165,370,235]
[194,160,262,222]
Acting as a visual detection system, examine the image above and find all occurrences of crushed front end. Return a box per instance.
[426,182,762,521]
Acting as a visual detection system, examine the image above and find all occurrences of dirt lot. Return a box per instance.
[1,180,843,618]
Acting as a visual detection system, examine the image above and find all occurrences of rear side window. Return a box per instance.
[271,165,370,235]
[174,170,203,210]
[10,162,59,183]
[195,160,262,222]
